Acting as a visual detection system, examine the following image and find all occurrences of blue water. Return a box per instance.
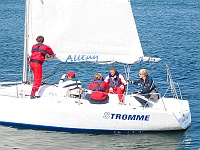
[0,0,199,149]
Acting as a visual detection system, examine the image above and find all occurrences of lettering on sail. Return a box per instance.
[66,55,98,62]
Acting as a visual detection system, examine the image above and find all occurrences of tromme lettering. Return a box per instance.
[103,112,150,121]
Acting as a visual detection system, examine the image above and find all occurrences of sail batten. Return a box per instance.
[27,0,144,64]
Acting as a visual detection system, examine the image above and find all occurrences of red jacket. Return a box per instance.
[30,43,54,64]
[88,81,109,101]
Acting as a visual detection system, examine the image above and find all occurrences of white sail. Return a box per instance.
[27,0,144,64]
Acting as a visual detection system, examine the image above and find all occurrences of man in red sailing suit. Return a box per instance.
[86,73,109,104]
[104,67,127,103]
[29,35,55,99]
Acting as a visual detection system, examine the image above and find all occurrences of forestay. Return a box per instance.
[26,0,144,64]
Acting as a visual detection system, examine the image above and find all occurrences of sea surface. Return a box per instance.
[0,0,199,149]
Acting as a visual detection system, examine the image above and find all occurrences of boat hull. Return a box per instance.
[0,84,191,133]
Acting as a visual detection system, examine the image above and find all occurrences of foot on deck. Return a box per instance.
[30,96,41,99]
[119,102,125,105]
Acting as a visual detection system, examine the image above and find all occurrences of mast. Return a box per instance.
[22,0,30,82]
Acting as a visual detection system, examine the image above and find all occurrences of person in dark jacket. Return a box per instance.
[29,35,55,99]
[86,73,109,104]
[128,69,159,101]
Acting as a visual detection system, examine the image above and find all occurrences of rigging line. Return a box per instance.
[40,0,44,4]
[28,57,32,83]
[42,62,65,81]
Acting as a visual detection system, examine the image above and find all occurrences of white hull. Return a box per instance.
[0,84,191,133]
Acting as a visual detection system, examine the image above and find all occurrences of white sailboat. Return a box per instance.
[0,0,191,132]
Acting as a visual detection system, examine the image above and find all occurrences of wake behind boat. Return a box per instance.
[0,0,191,133]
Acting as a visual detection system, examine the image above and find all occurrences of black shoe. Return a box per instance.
[30,96,41,99]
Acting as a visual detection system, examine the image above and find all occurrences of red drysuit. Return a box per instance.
[30,43,54,96]
[104,71,127,102]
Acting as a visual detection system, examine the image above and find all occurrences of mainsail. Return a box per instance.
[26,0,144,64]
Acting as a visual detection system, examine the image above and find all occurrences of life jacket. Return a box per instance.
[91,82,107,91]
[61,79,82,96]
[30,43,54,64]
[32,43,48,57]
[109,71,120,87]
[62,79,82,89]
[90,81,108,101]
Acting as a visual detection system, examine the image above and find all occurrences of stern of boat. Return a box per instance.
[162,98,191,130]
[175,100,191,130]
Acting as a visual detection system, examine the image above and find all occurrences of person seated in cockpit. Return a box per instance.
[58,71,82,97]
[128,69,159,102]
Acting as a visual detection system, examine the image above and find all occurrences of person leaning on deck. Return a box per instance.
[30,35,55,99]
[128,69,159,101]
[104,67,127,102]
[86,73,109,104]
[58,71,82,97]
